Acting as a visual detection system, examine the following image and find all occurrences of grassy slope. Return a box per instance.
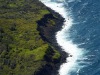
[0,0,60,75]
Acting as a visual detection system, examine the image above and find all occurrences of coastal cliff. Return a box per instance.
[0,0,67,75]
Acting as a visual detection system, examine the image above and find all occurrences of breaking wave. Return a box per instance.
[40,0,87,75]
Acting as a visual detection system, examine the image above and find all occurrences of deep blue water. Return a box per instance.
[64,0,100,75]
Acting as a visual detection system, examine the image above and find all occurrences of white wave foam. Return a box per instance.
[40,0,85,75]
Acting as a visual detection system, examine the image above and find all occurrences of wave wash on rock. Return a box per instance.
[40,0,85,75]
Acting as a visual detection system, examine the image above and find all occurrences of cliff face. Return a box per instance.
[35,8,68,75]
[0,0,67,75]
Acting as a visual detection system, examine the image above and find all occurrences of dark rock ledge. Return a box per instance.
[35,5,69,75]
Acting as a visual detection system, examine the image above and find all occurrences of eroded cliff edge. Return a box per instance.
[35,8,68,75]
[0,0,67,75]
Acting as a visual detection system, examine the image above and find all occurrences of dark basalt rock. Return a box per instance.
[36,6,68,75]
[34,64,53,75]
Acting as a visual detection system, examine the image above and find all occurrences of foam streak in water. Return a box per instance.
[40,0,85,75]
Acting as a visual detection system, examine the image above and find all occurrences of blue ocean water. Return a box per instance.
[40,0,100,75]
[65,0,100,75]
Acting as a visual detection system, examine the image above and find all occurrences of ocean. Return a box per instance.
[40,0,100,75]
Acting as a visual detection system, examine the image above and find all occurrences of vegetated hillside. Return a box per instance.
[0,0,62,75]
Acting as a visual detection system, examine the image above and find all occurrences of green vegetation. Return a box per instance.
[0,0,61,75]
[52,50,61,60]
[48,19,56,26]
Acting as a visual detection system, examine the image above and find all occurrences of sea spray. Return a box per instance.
[40,0,85,75]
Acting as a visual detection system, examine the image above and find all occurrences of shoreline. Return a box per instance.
[36,1,68,75]
[43,1,85,75]
[47,7,69,63]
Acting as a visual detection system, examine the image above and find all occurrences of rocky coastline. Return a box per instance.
[35,4,68,75]
[0,0,68,75]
